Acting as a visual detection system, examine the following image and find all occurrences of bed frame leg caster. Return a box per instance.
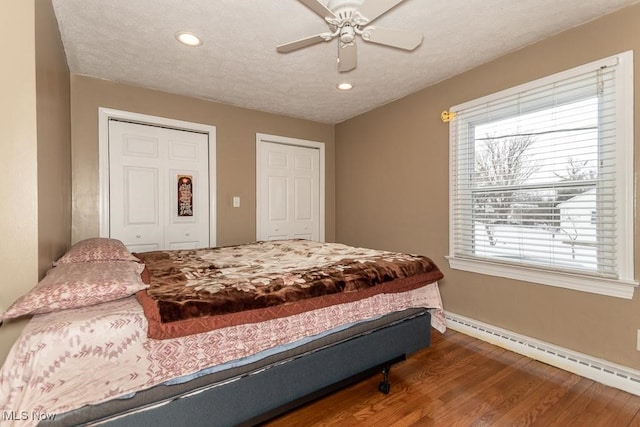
[378,366,391,394]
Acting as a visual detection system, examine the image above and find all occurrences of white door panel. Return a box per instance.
[257,139,320,241]
[294,177,313,220]
[109,120,209,251]
[121,133,159,158]
[121,166,163,251]
[124,167,158,225]
[109,126,164,251]
[268,176,288,221]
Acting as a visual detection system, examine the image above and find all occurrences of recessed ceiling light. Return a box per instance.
[337,82,353,91]
[175,31,203,47]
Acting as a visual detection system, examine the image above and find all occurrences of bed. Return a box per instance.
[0,238,445,426]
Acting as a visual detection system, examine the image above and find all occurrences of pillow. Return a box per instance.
[54,237,139,265]
[0,261,148,321]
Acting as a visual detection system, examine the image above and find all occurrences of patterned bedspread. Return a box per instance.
[0,284,445,426]
[135,240,444,339]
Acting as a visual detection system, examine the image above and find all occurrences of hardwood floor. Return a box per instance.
[264,328,640,426]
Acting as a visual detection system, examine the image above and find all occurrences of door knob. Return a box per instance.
[136,234,141,238]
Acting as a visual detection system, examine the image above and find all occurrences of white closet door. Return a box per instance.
[108,120,209,251]
[258,141,320,241]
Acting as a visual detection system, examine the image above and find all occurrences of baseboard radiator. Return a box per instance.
[445,311,640,397]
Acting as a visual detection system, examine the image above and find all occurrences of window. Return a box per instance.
[448,51,636,298]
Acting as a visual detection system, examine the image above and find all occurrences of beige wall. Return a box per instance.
[0,0,39,327]
[336,4,640,368]
[70,76,335,246]
[0,0,71,363]
[36,0,71,281]
[0,1,38,312]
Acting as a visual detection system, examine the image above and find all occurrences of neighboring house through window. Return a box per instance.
[447,51,636,298]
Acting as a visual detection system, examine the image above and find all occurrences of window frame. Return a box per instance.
[447,51,636,299]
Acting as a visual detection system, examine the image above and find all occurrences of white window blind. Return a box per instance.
[448,51,636,298]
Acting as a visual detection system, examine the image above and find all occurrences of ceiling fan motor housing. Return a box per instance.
[327,0,364,20]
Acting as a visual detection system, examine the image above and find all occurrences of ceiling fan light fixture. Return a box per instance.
[337,82,353,91]
[339,25,356,43]
[176,31,203,47]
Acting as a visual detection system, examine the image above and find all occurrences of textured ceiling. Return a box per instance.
[52,0,639,124]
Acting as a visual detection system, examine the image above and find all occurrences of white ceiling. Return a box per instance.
[52,0,639,124]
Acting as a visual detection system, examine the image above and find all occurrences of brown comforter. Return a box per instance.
[135,240,443,339]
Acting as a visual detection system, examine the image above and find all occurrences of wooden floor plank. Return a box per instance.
[490,367,583,425]
[602,388,640,426]
[264,329,640,426]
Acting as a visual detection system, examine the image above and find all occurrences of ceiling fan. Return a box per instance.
[277,0,423,73]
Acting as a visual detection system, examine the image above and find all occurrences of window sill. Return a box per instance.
[446,256,638,299]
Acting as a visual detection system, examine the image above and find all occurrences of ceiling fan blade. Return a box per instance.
[277,34,331,53]
[338,42,357,72]
[361,26,423,50]
[297,0,337,20]
[357,0,407,23]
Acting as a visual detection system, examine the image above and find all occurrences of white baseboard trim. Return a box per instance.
[445,311,640,397]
